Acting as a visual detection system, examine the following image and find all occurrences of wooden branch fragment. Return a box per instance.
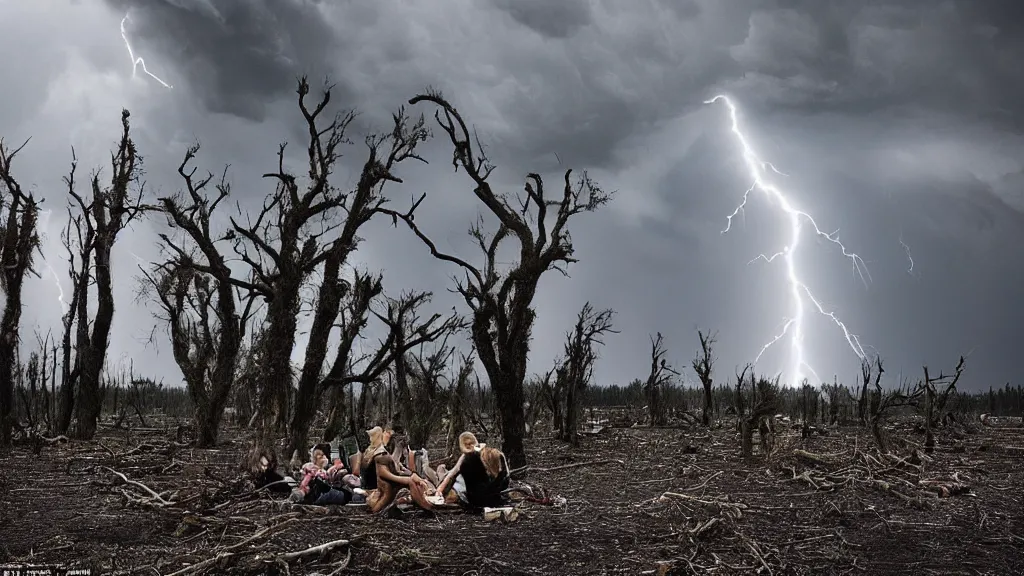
[102,466,176,506]
[223,518,298,552]
[793,449,833,467]
[659,492,747,519]
[681,470,722,493]
[277,537,350,562]
[164,553,235,576]
[779,533,837,547]
[530,458,626,474]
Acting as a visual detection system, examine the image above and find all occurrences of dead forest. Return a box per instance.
[1,79,1023,575]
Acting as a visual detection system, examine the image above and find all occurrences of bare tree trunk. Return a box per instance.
[356,382,370,432]
[564,378,580,446]
[56,301,78,434]
[692,330,716,428]
[323,385,349,442]
[923,366,936,453]
[49,344,57,435]
[289,249,344,456]
[261,275,301,435]
[74,235,115,440]
[0,147,41,448]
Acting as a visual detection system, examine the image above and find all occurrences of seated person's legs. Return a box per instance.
[314,487,352,506]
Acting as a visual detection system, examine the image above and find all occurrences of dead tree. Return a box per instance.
[55,182,92,435]
[522,375,545,438]
[691,329,716,427]
[215,77,428,453]
[0,138,43,448]
[295,271,386,451]
[741,375,779,458]
[381,90,610,468]
[32,331,56,434]
[17,353,41,432]
[821,377,844,426]
[919,356,966,453]
[644,333,679,427]
[304,283,461,457]
[864,356,918,453]
[444,355,475,457]
[141,145,260,447]
[141,263,257,446]
[734,364,751,432]
[64,110,145,440]
[539,367,563,435]
[322,354,356,442]
[858,358,871,426]
[553,303,616,445]
[400,339,455,450]
[800,380,816,438]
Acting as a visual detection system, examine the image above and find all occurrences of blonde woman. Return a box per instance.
[360,426,433,513]
[433,432,509,508]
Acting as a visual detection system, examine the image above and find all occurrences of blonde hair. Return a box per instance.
[458,431,478,455]
[363,426,390,464]
[480,446,505,479]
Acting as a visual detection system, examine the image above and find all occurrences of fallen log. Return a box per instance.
[793,449,833,467]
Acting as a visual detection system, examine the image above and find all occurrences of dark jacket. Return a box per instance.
[459,452,509,508]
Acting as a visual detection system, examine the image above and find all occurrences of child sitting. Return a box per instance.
[289,444,359,505]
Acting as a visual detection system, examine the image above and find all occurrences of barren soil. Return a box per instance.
[1,418,1022,575]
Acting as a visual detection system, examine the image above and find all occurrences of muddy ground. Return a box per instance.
[1,417,1022,575]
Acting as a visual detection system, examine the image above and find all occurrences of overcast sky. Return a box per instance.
[1,0,1022,392]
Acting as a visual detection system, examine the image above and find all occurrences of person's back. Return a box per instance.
[459,450,508,508]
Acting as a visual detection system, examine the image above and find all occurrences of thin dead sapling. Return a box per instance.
[691,329,716,427]
[553,302,616,445]
[644,333,679,427]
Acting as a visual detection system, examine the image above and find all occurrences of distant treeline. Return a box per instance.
[585,379,1023,418]
[12,370,1019,435]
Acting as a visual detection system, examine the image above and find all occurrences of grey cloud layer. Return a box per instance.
[1,0,1021,391]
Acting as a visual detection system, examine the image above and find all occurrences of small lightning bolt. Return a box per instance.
[120,13,173,89]
[899,232,914,275]
[706,95,870,386]
[39,210,68,315]
[129,251,147,267]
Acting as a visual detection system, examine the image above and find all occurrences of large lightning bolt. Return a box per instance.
[706,95,870,386]
[39,210,68,315]
[120,13,173,89]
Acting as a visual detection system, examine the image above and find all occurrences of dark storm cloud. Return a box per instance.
[724,0,1024,130]
[105,0,340,121]
[490,0,593,39]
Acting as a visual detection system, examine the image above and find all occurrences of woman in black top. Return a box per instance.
[456,446,510,508]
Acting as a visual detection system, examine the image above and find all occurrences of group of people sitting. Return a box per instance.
[259,426,511,515]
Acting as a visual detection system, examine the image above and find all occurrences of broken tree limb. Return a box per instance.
[513,458,627,476]
[164,553,235,576]
[681,470,723,493]
[659,492,748,520]
[277,537,350,562]
[792,449,833,467]
[101,466,176,506]
[223,518,299,552]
